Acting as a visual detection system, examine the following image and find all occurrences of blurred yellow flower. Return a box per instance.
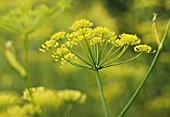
[134,44,153,53]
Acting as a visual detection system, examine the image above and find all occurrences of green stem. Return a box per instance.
[95,70,109,117]
[118,19,170,117]
[23,33,29,87]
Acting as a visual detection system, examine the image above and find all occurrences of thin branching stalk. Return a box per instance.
[96,44,100,66]
[99,45,115,65]
[61,57,93,69]
[98,42,108,62]
[95,70,109,117]
[92,44,97,65]
[102,52,143,68]
[69,48,93,67]
[118,18,170,117]
[78,41,94,65]
[103,46,128,67]
[69,61,93,69]
[85,39,95,66]
[99,46,121,66]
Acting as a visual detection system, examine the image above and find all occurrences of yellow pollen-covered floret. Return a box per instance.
[51,31,66,40]
[134,44,152,53]
[69,19,93,31]
[115,33,141,46]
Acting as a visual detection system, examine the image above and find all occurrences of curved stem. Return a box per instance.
[118,18,170,117]
[95,70,109,117]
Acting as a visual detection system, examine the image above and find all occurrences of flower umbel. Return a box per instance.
[115,33,141,47]
[40,19,155,117]
[134,44,153,53]
[69,19,93,31]
[23,87,87,108]
[40,19,153,69]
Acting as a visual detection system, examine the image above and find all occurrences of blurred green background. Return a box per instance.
[0,0,170,116]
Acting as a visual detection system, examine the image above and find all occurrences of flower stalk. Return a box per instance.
[95,69,109,117]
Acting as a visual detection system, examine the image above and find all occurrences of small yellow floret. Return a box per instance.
[69,19,93,31]
[51,31,66,40]
[115,33,141,46]
[134,44,152,53]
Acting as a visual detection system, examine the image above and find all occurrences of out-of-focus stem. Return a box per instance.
[23,33,29,87]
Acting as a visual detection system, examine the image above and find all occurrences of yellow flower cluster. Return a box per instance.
[134,44,152,53]
[23,87,62,108]
[0,87,86,117]
[23,87,87,107]
[89,27,116,45]
[40,19,153,68]
[5,104,40,117]
[115,33,141,46]
[69,19,93,31]
[0,92,20,108]
[39,31,66,52]
[52,45,76,66]
[58,89,87,104]
[51,31,66,40]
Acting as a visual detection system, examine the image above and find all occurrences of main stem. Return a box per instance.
[95,69,109,117]
[118,19,170,117]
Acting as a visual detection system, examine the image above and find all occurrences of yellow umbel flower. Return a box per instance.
[23,87,87,108]
[51,31,66,40]
[69,19,93,31]
[23,87,62,108]
[134,44,153,53]
[115,33,141,47]
[57,89,87,104]
[40,19,153,69]
[0,92,20,108]
[39,31,66,52]
[90,37,104,45]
